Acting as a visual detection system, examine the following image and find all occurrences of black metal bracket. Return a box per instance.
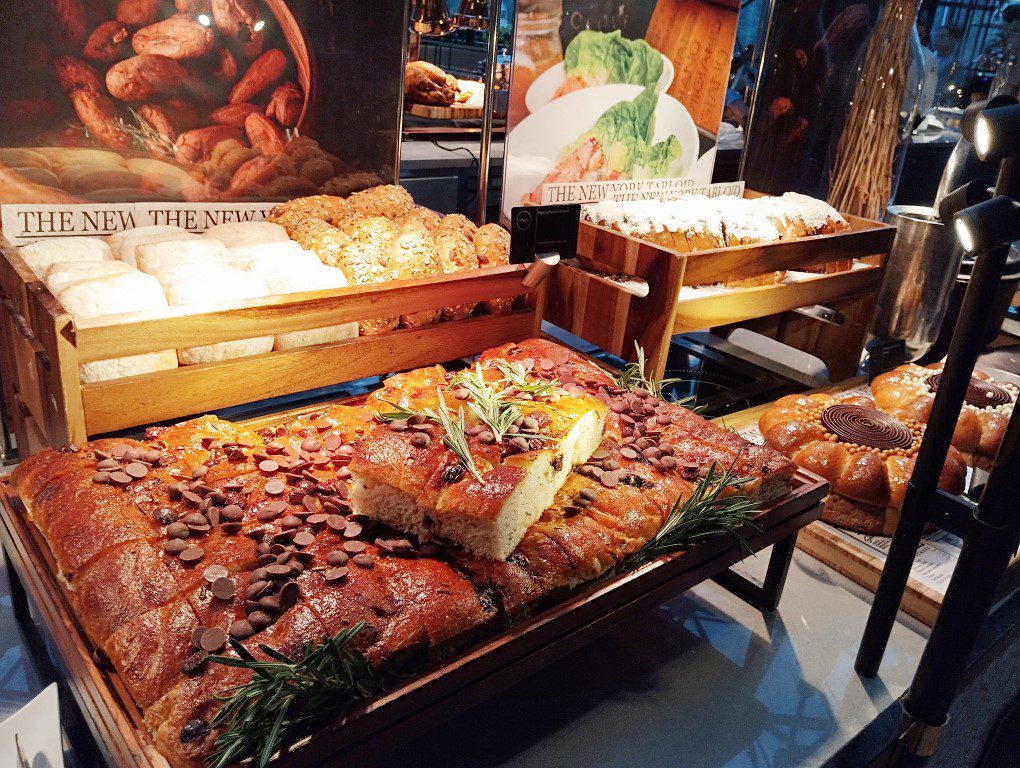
[713,532,798,612]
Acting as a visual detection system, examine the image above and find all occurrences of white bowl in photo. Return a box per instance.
[503,84,699,220]
[524,54,674,115]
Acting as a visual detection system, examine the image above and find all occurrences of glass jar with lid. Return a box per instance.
[508,0,564,125]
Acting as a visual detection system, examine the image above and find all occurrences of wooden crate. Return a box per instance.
[0,235,545,455]
[0,430,826,768]
[544,194,896,381]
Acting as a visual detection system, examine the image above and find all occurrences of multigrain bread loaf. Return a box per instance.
[11,338,794,768]
[871,363,1016,471]
[759,393,966,534]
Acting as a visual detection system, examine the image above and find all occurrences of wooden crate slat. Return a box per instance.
[579,218,895,286]
[73,265,529,361]
[81,311,536,433]
[672,263,884,334]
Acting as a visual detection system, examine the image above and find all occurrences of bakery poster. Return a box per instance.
[501,0,740,220]
[0,1,406,210]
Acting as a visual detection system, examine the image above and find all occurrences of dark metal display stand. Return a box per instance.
[854,97,1020,767]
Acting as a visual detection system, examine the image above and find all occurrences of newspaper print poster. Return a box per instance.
[501,0,740,220]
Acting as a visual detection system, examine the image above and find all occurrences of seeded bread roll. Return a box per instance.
[473,223,514,315]
[19,236,112,278]
[390,219,443,328]
[436,214,479,321]
[333,216,400,335]
[347,184,415,220]
[267,194,352,228]
[400,205,443,235]
[55,272,178,383]
[285,217,352,268]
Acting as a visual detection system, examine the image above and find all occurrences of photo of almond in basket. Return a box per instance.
[0,0,363,202]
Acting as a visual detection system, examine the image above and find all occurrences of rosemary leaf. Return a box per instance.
[376,396,484,482]
[617,342,700,411]
[627,460,760,567]
[494,360,560,398]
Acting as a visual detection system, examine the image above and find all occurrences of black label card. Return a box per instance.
[509,204,580,264]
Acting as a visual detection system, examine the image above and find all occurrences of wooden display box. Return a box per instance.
[0,235,544,456]
[0,419,827,768]
[544,192,896,382]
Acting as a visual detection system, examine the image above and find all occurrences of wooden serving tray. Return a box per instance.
[407,102,483,120]
[545,192,895,382]
[0,397,827,767]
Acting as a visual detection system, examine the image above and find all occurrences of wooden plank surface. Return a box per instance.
[407,102,483,120]
[645,0,740,133]
[81,310,536,434]
[672,265,883,334]
[74,265,531,361]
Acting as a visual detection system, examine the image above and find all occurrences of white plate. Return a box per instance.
[503,84,699,220]
[524,54,674,115]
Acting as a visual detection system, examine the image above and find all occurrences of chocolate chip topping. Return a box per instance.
[820,404,913,449]
[926,373,1013,407]
[180,719,210,744]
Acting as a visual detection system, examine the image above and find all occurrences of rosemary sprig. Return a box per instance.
[118,109,175,157]
[494,360,560,399]
[431,397,485,483]
[207,623,387,768]
[627,460,760,567]
[376,394,484,482]
[450,363,521,443]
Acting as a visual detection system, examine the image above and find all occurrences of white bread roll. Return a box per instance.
[107,226,199,266]
[203,221,290,248]
[19,237,112,278]
[263,265,358,350]
[135,239,233,275]
[46,261,136,294]
[161,267,274,365]
[228,241,325,273]
[55,272,177,383]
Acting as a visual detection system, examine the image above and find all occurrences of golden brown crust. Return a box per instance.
[760,390,966,533]
[872,363,1016,465]
[12,338,794,768]
[474,223,514,315]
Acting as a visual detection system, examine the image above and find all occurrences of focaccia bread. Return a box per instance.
[11,338,794,768]
[871,363,1016,470]
[350,362,609,559]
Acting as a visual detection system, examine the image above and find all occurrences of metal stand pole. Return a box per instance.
[475,0,501,225]
[886,405,1020,766]
[855,239,1013,677]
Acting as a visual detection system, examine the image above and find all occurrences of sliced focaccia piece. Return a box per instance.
[349,360,608,560]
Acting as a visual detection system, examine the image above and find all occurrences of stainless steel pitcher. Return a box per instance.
[869,205,966,361]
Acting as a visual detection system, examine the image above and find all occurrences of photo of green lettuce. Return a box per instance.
[563,30,665,89]
[561,86,683,178]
